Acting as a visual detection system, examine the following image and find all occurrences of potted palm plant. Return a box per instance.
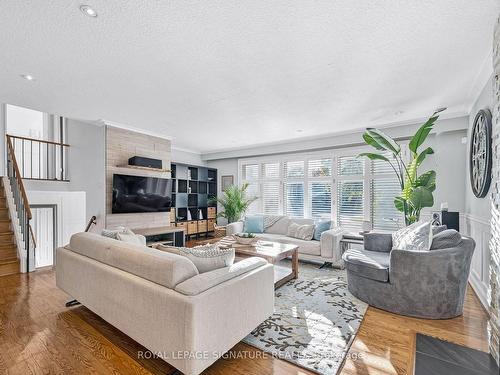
[208,182,257,224]
[358,108,446,226]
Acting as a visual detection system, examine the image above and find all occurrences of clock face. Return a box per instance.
[469,109,492,198]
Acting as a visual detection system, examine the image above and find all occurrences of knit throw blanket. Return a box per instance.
[263,215,283,229]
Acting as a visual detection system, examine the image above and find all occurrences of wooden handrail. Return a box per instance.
[6,135,32,220]
[6,134,70,147]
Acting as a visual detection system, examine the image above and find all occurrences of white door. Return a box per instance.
[32,207,55,268]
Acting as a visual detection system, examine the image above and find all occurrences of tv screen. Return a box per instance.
[112,174,172,214]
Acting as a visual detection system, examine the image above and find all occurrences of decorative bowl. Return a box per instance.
[233,233,258,245]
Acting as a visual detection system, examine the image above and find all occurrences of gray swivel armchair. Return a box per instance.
[342,229,475,319]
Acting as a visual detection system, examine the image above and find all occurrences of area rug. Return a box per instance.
[243,261,367,375]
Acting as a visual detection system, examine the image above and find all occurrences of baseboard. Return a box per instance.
[469,271,489,311]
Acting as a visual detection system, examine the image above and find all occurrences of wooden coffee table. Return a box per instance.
[216,236,299,289]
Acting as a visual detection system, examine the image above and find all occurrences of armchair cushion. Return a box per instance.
[343,248,390,282]
[392,220,433,251]
[430,229,462,250]
[363,232,392,252]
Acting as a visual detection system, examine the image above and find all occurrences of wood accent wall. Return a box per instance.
[105,126,171,229]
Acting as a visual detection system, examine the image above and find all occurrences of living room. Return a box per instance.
[0,1,500,375]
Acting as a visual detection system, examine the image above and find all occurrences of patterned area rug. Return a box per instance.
[243,261,367,375]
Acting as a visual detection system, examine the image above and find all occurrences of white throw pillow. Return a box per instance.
[101,227,127,240]
[392,221,433,251]
[155,244,235,273]
[116,229,142,245]
[287,223,315,241]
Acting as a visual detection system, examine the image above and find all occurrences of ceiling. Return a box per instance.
[0,1,498,153]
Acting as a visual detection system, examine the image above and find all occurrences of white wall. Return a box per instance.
[464,75,494,309]
[23,119,106,232]
[171,147,206,166]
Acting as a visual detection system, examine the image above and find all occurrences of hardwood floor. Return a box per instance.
[0,268,490,375]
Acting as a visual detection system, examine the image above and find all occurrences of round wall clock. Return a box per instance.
[469,109,493,198]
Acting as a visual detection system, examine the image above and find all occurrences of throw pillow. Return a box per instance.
[392,220,433,251]
[430,229,462,250]
[243,215,264,233]
[432,225,447,235]
[116,229,142,245]
[313,221,331,241]
[155,244,235,273]
[101,227,126,240]
[287,223,315,241]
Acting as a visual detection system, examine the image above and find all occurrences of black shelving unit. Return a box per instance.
[171,163,218,238]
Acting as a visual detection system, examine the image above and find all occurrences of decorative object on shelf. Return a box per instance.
[199,209,203,220]
[440,202,449,211]
[221,175,234,191]
[469,108,493,198]
[431,212,441,226]
[358,108,446,226]
[233,232,258,245]
[187,210,192,220]
[128,156,162,169]
[208,182,257,223]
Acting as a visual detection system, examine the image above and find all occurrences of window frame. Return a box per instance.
[237,143,407,230]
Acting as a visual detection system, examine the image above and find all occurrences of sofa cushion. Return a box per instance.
[68,232,199,289]
[244,215,264,233]
[392,220,433,251]
[430,229,462,250]
[255,233,285,242]
[287,223,315,240]
[276,236,321,256]
[343,248,390,282]
[264,217,290,235]
[116,229,142,245]
[175,257,268,295]
[155,244,235,273]
[313,220,331,241]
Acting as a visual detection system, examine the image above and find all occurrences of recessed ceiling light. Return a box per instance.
[394,110,404,116]
[80,5,97,17]
[20,74,34,81]
[296,129,303,133]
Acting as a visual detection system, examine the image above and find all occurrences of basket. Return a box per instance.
[213,224,227,238]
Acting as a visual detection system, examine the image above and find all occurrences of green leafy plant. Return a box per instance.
[358,108,445,226]
[208,182,257,223]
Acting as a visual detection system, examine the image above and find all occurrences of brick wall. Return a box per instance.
[490,14,500,365]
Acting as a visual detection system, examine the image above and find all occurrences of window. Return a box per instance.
[309,181,331,219]
[238,147,404,232]
[285,182,304,217]
[371,154,402,230]
[335,156,365,231]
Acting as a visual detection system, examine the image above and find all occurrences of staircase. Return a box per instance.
[0,180,19,276]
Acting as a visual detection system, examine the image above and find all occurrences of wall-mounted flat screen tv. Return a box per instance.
[112,174,172,214]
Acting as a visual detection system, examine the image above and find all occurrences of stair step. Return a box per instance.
[0,221,11,232]
[0,259,19,276]
[0,245,17,258]
[0,232,14,244]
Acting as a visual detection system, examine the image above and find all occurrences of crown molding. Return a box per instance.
[171,145,202,155]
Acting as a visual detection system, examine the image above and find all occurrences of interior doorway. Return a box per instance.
[31,205,57,268]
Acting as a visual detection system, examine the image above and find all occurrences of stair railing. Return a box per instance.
[6,135,36,272]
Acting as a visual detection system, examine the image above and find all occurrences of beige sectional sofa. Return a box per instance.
[226,216,345,267]
[56,232,274,375]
